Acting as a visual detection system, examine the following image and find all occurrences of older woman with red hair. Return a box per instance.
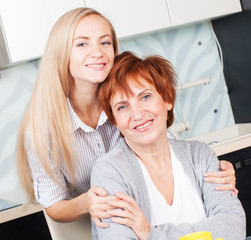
[91,51,246,240]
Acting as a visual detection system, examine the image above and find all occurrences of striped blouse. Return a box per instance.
[26,100,120,208]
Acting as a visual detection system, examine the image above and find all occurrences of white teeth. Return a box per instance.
[87,64,104,68]
[135,120,152,129]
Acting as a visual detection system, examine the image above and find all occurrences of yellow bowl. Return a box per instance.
[179,231,224,240]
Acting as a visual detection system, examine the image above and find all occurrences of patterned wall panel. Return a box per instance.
[119,21,234,139]
[0,62,39,193]
[0,21,234,194]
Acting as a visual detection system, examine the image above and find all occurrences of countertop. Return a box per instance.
[0,189,42,223]
[187,123,251,156]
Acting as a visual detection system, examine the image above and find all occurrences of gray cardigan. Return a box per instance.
[90,138,246,240]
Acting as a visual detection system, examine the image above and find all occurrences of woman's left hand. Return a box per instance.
[204,160,238,196]
[107,192,150,240]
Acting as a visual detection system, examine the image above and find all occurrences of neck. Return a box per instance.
[127,135,171,167]
[129,135,174,205]
[69,81,101,128]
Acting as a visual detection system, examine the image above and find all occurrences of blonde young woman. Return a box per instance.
[16,7,237,227]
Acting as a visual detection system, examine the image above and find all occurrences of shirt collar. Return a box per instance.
[67,98,109,132]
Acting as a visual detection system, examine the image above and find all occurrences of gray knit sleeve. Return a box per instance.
[90,157,138,240]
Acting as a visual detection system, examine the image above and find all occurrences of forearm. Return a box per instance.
[149,201,246,240]
[93,220,138,240]
[45,193,88,222]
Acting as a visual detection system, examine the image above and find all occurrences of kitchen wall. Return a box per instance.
[0,21,235,194]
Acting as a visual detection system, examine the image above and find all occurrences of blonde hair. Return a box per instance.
[16,7,119,203]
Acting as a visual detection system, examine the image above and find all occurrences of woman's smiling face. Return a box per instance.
[110,77,173,148]
[69,14,115,85]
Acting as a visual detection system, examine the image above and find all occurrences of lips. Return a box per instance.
[134,120,153,131]
[85,63,107,70]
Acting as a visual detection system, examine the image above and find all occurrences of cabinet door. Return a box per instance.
[0,0,84,66]
[85,0,172,39]
[166,0,242,26]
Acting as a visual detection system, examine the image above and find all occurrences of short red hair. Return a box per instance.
[98,51,177,128]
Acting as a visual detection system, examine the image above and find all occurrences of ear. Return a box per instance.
[166,102,173,111]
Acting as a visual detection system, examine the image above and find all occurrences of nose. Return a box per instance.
[131,103,144,121]
[90,44,103,58]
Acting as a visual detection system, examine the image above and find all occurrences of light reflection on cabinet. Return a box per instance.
[85,0,172,39]
[166,0,242,26]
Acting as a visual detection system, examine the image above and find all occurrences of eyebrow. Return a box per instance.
[113,100,128,109]
[137,88,152,98]
[73,34,112,42]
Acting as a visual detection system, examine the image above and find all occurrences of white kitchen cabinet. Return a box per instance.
[0,0,84,69]
[166,0,242,26]
[0,0,243,69]
[85,0,172,39]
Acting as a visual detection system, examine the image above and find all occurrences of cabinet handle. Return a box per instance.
[234,158,251,170]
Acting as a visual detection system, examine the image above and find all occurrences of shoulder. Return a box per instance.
[90,139,137,195]
[91,139,133,177]
[169,138,217,172]
[95,141,126,165]
[169,138,213,156]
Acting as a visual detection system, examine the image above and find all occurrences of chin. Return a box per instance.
[136,137,157,146]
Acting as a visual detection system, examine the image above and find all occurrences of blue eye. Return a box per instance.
[142,94,150,101]
[77,42,87,47]
[101,41,112,45]
[118,105,127,111]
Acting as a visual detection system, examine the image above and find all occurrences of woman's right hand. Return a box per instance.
[107,192,150,240]
[84,186,118,228]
